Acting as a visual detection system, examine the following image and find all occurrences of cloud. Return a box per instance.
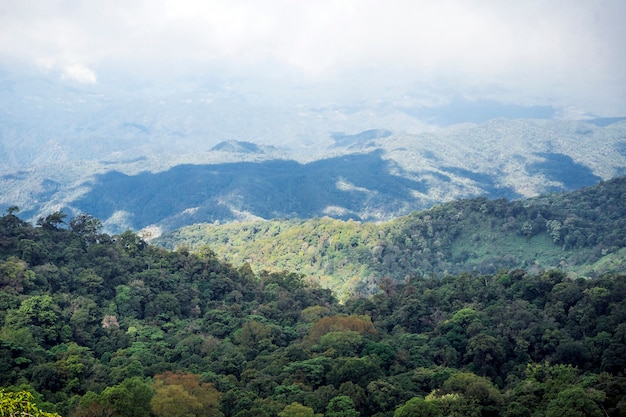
[0,0,624,114]
[61,64,97,84]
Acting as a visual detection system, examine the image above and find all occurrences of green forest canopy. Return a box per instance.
[1,183,626,416]
[156,176,626,298]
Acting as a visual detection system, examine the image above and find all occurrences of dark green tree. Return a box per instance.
[326,395,359,417]
[545,386,603,417]
[37,211,68,230]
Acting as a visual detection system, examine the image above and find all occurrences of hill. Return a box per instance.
[155,176,626,298]
[1,210,626,416]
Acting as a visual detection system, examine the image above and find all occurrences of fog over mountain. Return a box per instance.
[2,1,625,113]
[1,1,625,232]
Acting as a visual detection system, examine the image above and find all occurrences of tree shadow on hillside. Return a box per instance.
[530,153,601,191]
[73,151,431,230]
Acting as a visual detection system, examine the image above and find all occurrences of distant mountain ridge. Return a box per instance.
[210,140,266,154]
[71,118,625,233]
[1,116,625,233]
[73,151,429,233]
[331,129,392,148]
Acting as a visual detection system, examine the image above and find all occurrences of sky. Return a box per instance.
[1,0,625,116]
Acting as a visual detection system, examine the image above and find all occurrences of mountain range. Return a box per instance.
[1,76,626,234]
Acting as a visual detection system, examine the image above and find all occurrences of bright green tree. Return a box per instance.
[0,389,60,417]
[3,294,66,347]
[393,397,442,417]
[326,396,359,417]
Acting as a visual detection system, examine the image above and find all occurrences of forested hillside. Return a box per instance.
[156,175,626,298]
[1,209,626,416]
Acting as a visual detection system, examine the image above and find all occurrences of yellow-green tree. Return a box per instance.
[150,372,223,417]
[278,402,315,417]
[0,390,60,417]
[305,315,376,346]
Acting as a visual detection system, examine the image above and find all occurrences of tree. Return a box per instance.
[545,386,603,417]
[284,357,332,389]
[115,231,146,255]
[150,372,223,417]
[393,397,442,417]
[99,377,153,417]
[336,383,367,416]
[3,294,65,347]
[305,315,377,346]
[465,332,504,378]
[366,379,404,414]
[70,399,114,417]
[150,384,198,417]
[0,256,34,294]
[278,402,315,417]
[37,211,67,230]
[434,372,502,417]
[1,206,27,230]
[0,389,61,417]
[70,214,103,245]
[317,331,363,357]
[327,357,382,388]
[326,396,359,417]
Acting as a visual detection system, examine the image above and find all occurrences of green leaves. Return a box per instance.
[278,402,315,417]
[545,387,604,417]
[3,295,65,348]
[326,396,359,417]
[394,397,442,417]
[1,206,626,417]
[151,372,221,417]
[0,389,60,417]
[156,176,626,296]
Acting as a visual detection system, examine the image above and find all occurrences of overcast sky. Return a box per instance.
[1,0,625,115]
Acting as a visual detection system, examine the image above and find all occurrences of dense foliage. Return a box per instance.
[157,176,626,298]
[1,207,626,416]
[0,389,61,417]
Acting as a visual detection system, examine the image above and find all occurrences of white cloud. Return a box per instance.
[0,0,624,113]
[61,64,97,84]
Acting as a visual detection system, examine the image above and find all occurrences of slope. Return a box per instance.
[155,176,626,298]
[2,209,626,417]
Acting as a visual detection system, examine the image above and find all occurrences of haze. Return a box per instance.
[1,0,625,117]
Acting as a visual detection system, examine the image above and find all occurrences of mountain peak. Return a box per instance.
[210,140,265,154]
